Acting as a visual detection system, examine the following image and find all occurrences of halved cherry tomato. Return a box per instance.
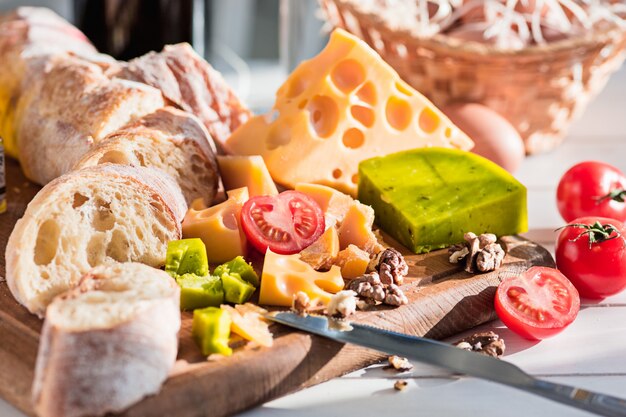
[555,217,626,299]
[557,161,626,222]
[240,191,325,255]
[495,266,580,340]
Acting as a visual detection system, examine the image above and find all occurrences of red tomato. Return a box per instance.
[555,216,626,299]
[240,191,325,255]
[557,161,626,222]
[495,266,580,340]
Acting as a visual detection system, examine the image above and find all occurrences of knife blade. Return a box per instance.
[267,312,626,417]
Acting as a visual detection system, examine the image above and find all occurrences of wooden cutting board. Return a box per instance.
[0,158,554,417]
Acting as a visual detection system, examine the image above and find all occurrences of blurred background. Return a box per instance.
[0,0,328,112]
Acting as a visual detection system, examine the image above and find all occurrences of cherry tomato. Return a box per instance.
[555,216,626,299]
[495,266,580,340]
[240,191,325,255]
[557,161,626,222]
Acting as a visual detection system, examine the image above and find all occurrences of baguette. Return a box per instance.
[74,106,219,206]
[0,7,99,158]
[116,43,251,151]
[6,164,187,316]
[14,53,165,185]
[32,262,180,417]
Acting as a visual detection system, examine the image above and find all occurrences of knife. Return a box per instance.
[266,312,626,417]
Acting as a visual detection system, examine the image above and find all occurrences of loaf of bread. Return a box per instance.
[5,164,187,316]
[116,43,252,150]
[32,262,180,417]
[74,106,219,206]
[14,54,165,185]
[0,8,100,158]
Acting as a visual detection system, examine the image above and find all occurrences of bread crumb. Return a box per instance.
[388,355,413,372]
[394,380,408,391]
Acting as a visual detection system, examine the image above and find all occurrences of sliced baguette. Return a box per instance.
[14,53,164,185]
[116,43,251,150]
[32,262,180,417]
[74,106,220,206]
[6,164,187,316]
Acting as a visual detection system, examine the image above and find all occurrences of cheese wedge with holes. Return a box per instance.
[259,249,344,307]
[225,28,473,196]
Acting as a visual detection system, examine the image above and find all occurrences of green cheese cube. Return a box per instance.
[192,307,232,356]
[176,274,224,311]
[165,238,209,278]
[214,256,259,287]
[221,272,256,304]
[358,148,527,254]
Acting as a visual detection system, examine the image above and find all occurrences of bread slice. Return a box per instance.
[5,164,187,316]
[32,262,180,417]
[115,43,251,150]
[74,106,220,206]
[14,53,165,185]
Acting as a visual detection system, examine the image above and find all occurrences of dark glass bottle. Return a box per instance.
[73,0,201,60]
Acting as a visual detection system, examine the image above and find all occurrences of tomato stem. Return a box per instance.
[556,221,623,248]
[595,189,626,204]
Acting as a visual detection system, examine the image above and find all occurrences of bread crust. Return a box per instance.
[14,54,164,185]
[74,107,219,205]
[5,164,187,316]
[116,43,252,150]
[32,263,180,417]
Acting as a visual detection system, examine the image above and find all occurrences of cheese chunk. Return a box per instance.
[225,29,473,196]
[358,148,528,253]
[299,226,340,270]
[182,190,249,263]
[337,202,382,254]
[295,183,354,227]
[259,249,344,307]
[335,244,370,279]
[217,155,278,197]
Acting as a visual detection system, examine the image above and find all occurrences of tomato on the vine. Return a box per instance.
[557,161,626,222]
[555,216,626,299]
[495,266,580,340]
[240,191,325,255]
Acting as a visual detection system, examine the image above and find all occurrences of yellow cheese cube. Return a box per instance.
[182,194,248,264]
[295,183,353,227]
[224,29,473,196]
[337,202,381,254]
[259,249,344,307]
[334,244,370,279]
[217,155,278,197]
[226,186,250,204]
[299,226,340,270]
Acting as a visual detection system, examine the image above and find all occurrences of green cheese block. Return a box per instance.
[176,274,224,311]
[165,238,209,278]
[192,307,232,356]
[358,148,528,254]
[221,273,256,304]
[214,256,259,287]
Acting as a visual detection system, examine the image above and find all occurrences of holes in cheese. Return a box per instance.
[342,128,365,149]
[419,107,440,134]
[309,95,339,138]
[386,96,412,131]
[355,81,377,106]
[330,59,366,93]
[350,105,375,128]
[224,28,473,196]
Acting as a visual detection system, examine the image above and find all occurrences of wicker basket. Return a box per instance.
[320,0,626,154]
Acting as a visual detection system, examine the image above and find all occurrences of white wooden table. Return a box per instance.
[1,68,625,417]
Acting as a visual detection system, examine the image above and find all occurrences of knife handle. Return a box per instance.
[527,378,626,417]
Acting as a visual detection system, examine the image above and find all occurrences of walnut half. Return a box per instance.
[448,232,505,273]
[453,331,505,358]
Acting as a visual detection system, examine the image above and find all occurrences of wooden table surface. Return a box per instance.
[2,67,626,417]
